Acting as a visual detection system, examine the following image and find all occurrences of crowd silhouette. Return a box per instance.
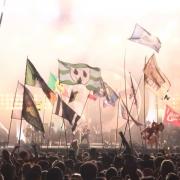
[0,132,179,180]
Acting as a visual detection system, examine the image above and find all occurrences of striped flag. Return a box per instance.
[54,95,80,131]
[58,60,102,91]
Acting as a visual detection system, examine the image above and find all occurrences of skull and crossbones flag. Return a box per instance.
[58,60,102,91]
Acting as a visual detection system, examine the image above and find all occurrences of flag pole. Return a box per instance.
[58,120,64,152]
[62,118,69,155]
[80,93,89,117]
[59,92,69,155]
[40,95,46,148]
[18,58,28,147]
[98,98,104,148]
[0,0,7,27]
[129,72,144,148]
[58,63,69,154]
[156,94,159,123]
[143,57,147,149]
[123,48,133,149]
[75,93,89,130]
[115,98,120,149]
[46,105,54,150]
[156,94,159,151]
[119,75,142,151]
[7,81,19,146]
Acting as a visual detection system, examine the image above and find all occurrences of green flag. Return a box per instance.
[58,60,102,91]
[25,59,57,104]
[48,73,57,91]
[48,72,69,97]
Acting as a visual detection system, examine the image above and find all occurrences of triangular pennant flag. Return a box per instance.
[129,24,161,53]
[102,81,119,107]
[25,59,57,104]
[22,84,45,133]
[12,82,44,133]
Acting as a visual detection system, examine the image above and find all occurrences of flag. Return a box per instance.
[121,99,143,126]
[143,54,170,91]
[58,60,102,91]
[35,100,44,111]
[163,105,180,127]
[121,104,128,120]
[12,82,24,119]
[48,73,68,97]
[69,90,78,103]
[103,99,111,108]
[25,59,57,104]
[88,93,97,101]
[0,12,3,27]
[22,85,45,133]
[12,82,44,133]
[102,81,119,107]
[129,73,138,106]
[129,24,161,53]
[48,73,57,91]
[54,95,80,131]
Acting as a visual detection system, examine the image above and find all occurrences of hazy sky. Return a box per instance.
[0,0,180,130]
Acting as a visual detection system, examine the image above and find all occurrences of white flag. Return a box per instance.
[129,24,161,53]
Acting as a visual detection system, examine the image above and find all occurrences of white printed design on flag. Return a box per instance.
[166,111,180,122]
[70,67,90,85]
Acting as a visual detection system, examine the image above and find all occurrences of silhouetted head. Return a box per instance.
[47,167,64,180]
[80,161,97,180]
[26,165,42,180]
[2,149,10,162]
[1,163,16,180]
[52,160,66,174]
[160,160,175,178]
[106,167,118,180]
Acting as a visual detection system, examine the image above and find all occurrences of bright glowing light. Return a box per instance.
[16,121,26,142]
[146,91,157,123]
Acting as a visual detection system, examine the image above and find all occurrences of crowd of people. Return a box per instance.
[0,133,179,180]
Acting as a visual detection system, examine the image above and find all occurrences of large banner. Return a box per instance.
[163,105,180,127]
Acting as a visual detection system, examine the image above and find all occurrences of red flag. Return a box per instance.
[88,93,97,101]
[163,105,180,127]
